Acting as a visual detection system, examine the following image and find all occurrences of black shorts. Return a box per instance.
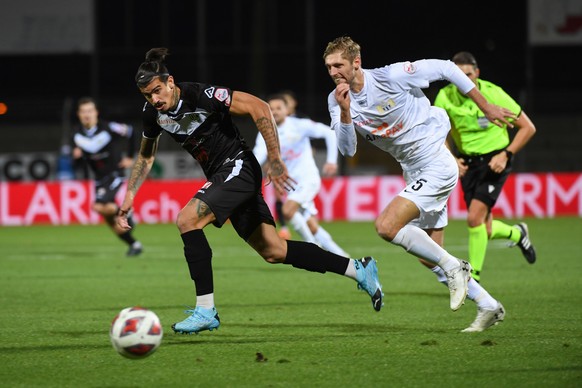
[194,150,275,240]
[95,172,125,204]
[460,150,512,209]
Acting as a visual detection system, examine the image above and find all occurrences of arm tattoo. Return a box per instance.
[126,137,157,196]
[256,116,280,157]
[269,159,284,176]
[127,157,149,194]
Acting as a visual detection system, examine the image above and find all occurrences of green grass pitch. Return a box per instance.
[1,218,581,387]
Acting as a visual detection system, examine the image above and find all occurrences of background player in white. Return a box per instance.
[323,36,513,331]
[254,94,348,256]
[271,90,309,240]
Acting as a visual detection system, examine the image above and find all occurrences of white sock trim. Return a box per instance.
[196,293,215,309]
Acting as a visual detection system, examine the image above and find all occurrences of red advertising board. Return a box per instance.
[1,173,581,226]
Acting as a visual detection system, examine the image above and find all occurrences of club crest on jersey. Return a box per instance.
[214,88,229,102]
[403,61,416,74]
[375,98,396,113]
[204,87,215,98]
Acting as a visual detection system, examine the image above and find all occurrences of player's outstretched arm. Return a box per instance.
[230,91,295,194]
[466,88,517,128]
[117,136,158,230]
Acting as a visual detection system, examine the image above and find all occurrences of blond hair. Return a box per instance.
[323,36,361,62]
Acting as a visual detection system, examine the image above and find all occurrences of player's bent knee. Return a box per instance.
[375,218,397,241]
[257,245,286,264]
[282,208,295,222]
[251,240,286,264]
[92,203,110,216]
[175,210,201,233]
[467,214,485,228]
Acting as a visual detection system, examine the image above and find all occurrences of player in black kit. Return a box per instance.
[73,97,142,256]
[117,48,383,334]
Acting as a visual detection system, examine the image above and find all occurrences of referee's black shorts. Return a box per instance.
[460,149,512,209]
[194,150,275,241]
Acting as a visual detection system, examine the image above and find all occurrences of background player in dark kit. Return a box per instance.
[72,97,142,256]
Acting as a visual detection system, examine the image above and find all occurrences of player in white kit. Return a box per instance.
[254,94,348,256]
[323,36,514,332]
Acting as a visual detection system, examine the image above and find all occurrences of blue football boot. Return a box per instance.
[355,257,384,312]
[172,306,220,334]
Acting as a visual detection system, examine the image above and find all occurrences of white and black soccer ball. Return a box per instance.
[109,307,163,359]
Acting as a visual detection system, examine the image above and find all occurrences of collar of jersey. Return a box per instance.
[166,99,184,117]
[83,125,98,136]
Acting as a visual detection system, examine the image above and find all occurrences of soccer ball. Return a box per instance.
[109,307,163,359]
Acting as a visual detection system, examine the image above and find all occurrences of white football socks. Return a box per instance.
[314,227,348,256]
[391,224,460,272]
[289,212,318,244]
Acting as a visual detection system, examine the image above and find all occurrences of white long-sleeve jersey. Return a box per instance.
[253,116,337,181]
[328,59,475,171]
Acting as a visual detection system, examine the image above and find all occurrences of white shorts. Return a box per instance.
[299,201,319,218]
[287,175,321,217]
[398,146,458,229]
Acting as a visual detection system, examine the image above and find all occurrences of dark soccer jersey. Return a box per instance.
[142,82,249,177]
[72,120,134,180]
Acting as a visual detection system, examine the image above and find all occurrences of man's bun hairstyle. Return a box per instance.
[135,47,171,88]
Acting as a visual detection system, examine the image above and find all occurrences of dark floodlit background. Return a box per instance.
[1,0,580,177]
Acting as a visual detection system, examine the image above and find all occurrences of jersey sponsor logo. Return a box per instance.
[354,118,374,127]
[204,87,215,98]
[364,121,404,142]
[370,121,404,138]
[157,118,177,125]
[157,112,207,135]
[403,61,416,74]
[214,88,229,102]
[365,133,381,141]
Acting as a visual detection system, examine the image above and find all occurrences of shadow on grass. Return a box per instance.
[48,330,107,338]
[161,321,449,346]
[462,365,582,375]
[82,291,446,313]
[0,343,111,353]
